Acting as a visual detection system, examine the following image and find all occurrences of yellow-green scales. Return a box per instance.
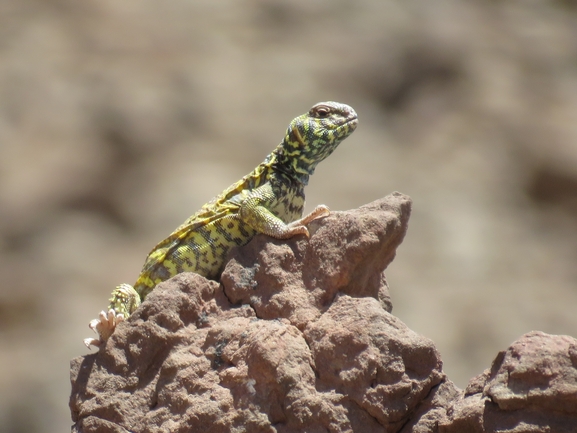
[86,101,358,347]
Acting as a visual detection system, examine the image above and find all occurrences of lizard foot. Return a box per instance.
[84,309,125,349]
[285,205,331,238]
[298,204,330,225]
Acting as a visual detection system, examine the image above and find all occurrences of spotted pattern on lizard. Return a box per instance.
[85,101,358,348]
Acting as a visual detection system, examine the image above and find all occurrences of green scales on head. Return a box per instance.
[85,101,358,348]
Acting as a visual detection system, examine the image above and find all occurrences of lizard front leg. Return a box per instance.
[84,283,141,348]
[239,185,330,239]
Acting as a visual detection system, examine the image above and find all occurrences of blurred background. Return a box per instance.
[1,0,577,431]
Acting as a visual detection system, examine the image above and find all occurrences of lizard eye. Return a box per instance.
[312,105,332,118]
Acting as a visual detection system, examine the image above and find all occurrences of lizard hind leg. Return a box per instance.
[84,283,141,349]
[108,283,142,317]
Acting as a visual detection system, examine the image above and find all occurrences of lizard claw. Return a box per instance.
[298,204,330,225]
[283,204,330,238]
[284,224,310,238]
[83,337,102,348]
[84,309,124,349]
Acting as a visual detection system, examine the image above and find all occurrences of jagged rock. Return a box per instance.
[399,380,461,433]
[221,191,407,322]
[70,194,577,433]
[71,193,445,432]
[440,331,577,433]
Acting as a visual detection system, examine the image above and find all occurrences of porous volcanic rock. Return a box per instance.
[440,331,577,433]
[70,193,577,432]
[71,193,449,432]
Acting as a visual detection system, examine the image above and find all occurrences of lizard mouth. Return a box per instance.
[327,113,358,132]
[346,116,359,127]
[339,107,358,129]
[339,115,358,132]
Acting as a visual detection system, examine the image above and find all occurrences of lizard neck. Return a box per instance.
[270,154,310,186]
[270,126,322,186]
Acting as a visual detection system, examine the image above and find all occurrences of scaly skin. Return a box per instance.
[85,101,358,348]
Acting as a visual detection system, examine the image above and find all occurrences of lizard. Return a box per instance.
[85,101,358,348]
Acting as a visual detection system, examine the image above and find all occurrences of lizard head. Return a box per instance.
[276,101,358,183]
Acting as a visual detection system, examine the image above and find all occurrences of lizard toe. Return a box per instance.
[85,309,124,348]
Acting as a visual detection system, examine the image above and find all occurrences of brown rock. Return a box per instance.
[70,194,577,432]
[221,191,410,322]
[440,331,577,433]
[399,380,462,433]
[72,194,449,432]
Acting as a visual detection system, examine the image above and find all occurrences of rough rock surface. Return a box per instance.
[440,331,577,433]
[71,193,442,432]
[70,194,577,432]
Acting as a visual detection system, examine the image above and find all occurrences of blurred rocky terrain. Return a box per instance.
[1,0,577,432]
